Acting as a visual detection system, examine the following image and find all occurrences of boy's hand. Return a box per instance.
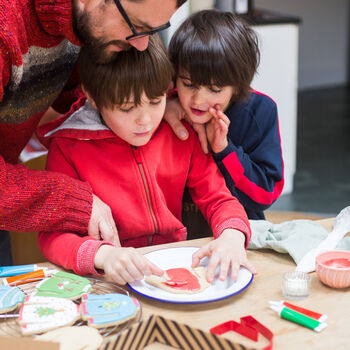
[192,229,256,283]
[191,123,209,154]
[88,194,120,247]
[164,98,188,140]
[164,98,209,154]
[94,245,164,285]
[206,105,230,154]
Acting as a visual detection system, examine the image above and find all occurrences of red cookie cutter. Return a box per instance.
[210,316,273,350]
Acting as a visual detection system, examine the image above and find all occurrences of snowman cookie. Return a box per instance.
[80,293,140,328]
[34,271,91,300]
[0,285,25,314]
[145,266,210,294]
[19,295,80,335]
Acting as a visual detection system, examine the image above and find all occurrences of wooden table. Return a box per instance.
[128,218,350,349]
[2,218,349,349]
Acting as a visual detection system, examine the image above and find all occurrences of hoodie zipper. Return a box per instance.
[132,147,158,245]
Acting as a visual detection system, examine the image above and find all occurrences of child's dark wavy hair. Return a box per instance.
[169,10,260,102]
[79,34,173,110]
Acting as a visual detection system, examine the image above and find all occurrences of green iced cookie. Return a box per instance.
[35,271,92,300]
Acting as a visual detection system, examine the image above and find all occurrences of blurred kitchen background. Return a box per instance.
[166,0,350,218]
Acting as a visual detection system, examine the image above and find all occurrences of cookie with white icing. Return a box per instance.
[36,326,103,350]
[34,271,91,300]
[81,293,140,328]
[0,285,25,314]
[145,266,210,294]
[19,295,80,335]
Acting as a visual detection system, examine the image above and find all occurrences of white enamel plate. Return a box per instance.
[128,246,253,304]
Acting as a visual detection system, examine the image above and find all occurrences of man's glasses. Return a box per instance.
[113,0,171,41]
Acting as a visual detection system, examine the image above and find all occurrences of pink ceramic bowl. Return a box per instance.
[316,250,350,288]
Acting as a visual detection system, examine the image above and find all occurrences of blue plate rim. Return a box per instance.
[128,246,254,304]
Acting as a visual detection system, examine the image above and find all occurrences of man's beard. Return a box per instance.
[72,1,131,64]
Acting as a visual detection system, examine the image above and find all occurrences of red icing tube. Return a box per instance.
[269,300,327,322]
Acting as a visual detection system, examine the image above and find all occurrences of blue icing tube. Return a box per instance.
[81,294,139,326]
[0,264,38,277]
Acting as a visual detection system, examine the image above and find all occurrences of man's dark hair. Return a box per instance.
[168,9,260,102]
[79,34,173,110]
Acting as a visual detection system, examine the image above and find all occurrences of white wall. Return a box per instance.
[255,0,350,89]
[166,2,191,43]
[251,24,299,194]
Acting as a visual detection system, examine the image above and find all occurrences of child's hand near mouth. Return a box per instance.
[206,105,231,154]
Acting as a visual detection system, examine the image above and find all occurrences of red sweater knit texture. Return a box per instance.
[0,0,92,232]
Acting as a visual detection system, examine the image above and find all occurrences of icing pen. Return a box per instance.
[1,268,50,286]
[0,264,41,277]
[269,300,327,322]
[270,304,327,332]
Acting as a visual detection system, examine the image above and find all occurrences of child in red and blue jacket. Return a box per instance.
[169,10,284,221]
[37,35,255,285]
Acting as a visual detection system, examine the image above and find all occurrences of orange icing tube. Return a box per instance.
[2,269,49,286]
[163,268,200,291]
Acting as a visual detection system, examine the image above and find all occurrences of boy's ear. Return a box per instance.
[82,86,98,109]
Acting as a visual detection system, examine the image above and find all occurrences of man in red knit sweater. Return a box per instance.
[0,0,187,264]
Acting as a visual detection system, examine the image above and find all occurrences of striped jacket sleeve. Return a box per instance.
[212,96,284,214]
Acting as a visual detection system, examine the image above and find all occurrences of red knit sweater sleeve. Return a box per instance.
[38,138,107,275]
[186,127,251,247]
[0,155,92,233]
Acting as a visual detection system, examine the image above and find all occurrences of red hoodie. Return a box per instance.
[37,98,251,276]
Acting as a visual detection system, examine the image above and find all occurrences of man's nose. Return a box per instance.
[128,36,149,51]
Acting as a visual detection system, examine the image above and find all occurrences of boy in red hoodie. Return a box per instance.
[38,35,255,285]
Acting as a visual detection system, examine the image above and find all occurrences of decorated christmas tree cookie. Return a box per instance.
[0,285,25,314]
[80,293,140,328]
[19,295,80,335]
[34,271,91,300]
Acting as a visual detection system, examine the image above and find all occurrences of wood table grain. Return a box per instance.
[3,218,349,350]
[131,218,350,349]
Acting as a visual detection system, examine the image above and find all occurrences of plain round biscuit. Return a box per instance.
[35,326,103,350]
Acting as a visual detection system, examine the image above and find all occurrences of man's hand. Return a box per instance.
[164,98,209,154]
[88,194,120,247]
